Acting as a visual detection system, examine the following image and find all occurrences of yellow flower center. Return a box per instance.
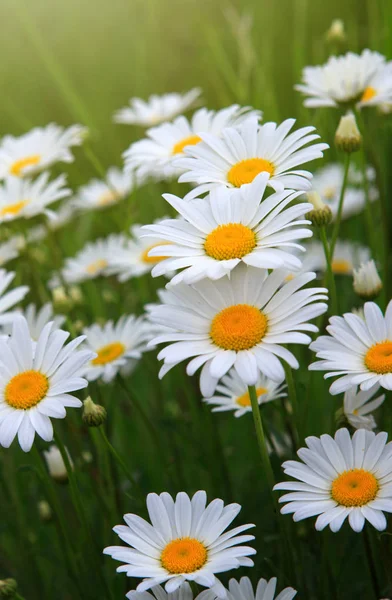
[0,200,28,218]
[361,87,377,103]
[9,155,41,177]
[331,259,352,274]
[210,304,268,351]
[161,538,207,574]
[227,158,274,187]
[331,469,378,507]
[86,259,108,275]
[236,386,268,407]
[323,185,337,200]
[98,191,121,206]
[365,341,392,374]
[204,223,256,260]
[141,242,170,264]
[5,370,49,410]
[92,341,126,365]
[172,135,202,155]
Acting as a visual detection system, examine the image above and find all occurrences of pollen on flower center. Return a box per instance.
[86,259,108,275]
[237,386,268,407]
[331,259,352,274]
[204,223,257,260]
[5,370,49,410]
[365,341,392,374]
[161,537,208,574]
[361,86,377,103]
[9,155,41,177]
[141,242,170,264]
[92,342,126,365]
[331,468,378,507]
[210,304,268,351]
[98,190,121,206]
[227,158,274,187]
[0,200,28,218]
[172,135,202,155]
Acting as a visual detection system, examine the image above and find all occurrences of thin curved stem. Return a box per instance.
[330,153,351,258]
[319,226,338,315]
[98,427,143,496]
[248,385,276,495]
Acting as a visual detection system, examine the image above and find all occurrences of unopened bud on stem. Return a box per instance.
[82,396,107,427]
[353,260,383,300]
[305,191,333,226]
[335,112,362,153]
[0,579,17,599]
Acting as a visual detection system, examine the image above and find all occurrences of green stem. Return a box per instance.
[283,362,301,444]
[248,385,276,496]
[330,152,351,258]
[83,143,108,180]
[363,528,382,599]
[319,226,338,315]
[98,427,143,496]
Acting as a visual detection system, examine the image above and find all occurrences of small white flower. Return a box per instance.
[44,444,72,482]
[343,384,385,430]
[0,269,29,326]
[353,259,382,299]
[0,124,87,179]
[274,428,392,533]
[73,167,134,212]
[223,577,297,600]
[127,583,205,600]
[104,490,255,596]
[114,89,202,127]
[296,240,370,276]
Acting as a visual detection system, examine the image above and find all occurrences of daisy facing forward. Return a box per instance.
[0,268,29,325]
[310,300,392,394]
[175,116,328,199]
[343,384,385,431]
[203,369,286,418]
[82,315,152,383]
[223,576,297,600]
[0,123,87,179]
[142,173,313,285]
[148,264,328,397]
[73,167,134,212]
[114,88,202,127]
[103,490,256,596]
[296,49,392,109]
[0,316,94,452]
[274,428,392,533]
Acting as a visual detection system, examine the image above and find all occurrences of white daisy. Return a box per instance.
[3,303,65,341]
[142,173,313,285]
[0,124,87,179]
[82,315,152,383]
[203,368,286,418]
[126,583,203,600]
[0,316,94,452]
[175,116,328,199]
[310,300,392,394]
[316,240,370,276]
[73,167,134,212]
[148,264,328,397]
[114,89,202,127]
[274,427,392,532]
[223,577,297,600]
[0,269,29,326]
[0,173,70,223]
[44,444,72,482]
[123,105,261,182]
[343,384,385,431]
[296,50,392,109]
[0,236,24,266]
[103,490,256,596]
[353,260,383,299]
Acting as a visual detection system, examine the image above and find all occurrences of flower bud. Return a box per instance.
[68,285,83,305]
[0,579,17,599]
[326,19,346,44]
[44,445,72,483]
[38,499,52,522]
[353,260,383,300]
[82,396,107,427]
[305,191,333,226]
[82,450,93,464]
[335,112,362,153]
[52,286,72,311]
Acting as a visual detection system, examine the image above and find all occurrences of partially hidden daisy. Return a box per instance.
[114,88,202,127]
[310,300,392,394]
[142,173,313,285]
[343,384,385,431]
[203,368,286,418]
[274,427,392,532]
[3,303,65,341]
[0,268,29,325]
[126,583,204,600]
[123,105,261,182]
[103,490,256,596]
[81,315,152,383]
[296,49,392,109]
[0,123,87,179]
[0,173,71,223]
[175,116,328,199]
[148,264,328,396]
[223,577,297,600]
[73,167,134,212]
[0,316,94,452]
[322,240,370,276]
[0,236,24,266]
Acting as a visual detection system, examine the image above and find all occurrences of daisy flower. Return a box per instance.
[274,427,392,532]
[0,173,71,223]
[343,384,385,431]
[126,583,203,600]
[103,490,256,596]
[142,173,313,285]
[44,444,72,483]
[0,236,24,266]
[0,123,87,179]
[0,316,94,452]
[203,368,286,418]
[114,88,202,127]
[148,264,328,397]
[296,50,392,109]
[3,303,65,341]
[73,167,134,212]
[353,260,383,299]
[81,315,152,383]
[175,116,328,199]
[327,240,370,276]
[123,105,261,182]
[310,300,392,394]
[223,577,297,600]
[0,269,29,326]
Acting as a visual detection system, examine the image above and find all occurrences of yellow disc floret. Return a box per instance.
[161,537,207,574]
[210,304,268,351]
[172,135,202,155]
[204,223,257,260]
[9,155,41,177]
[227,158,274,187]
[86,259,108,275]
[361,87,377,103]
[365,341,392,374]
[236,386,268,407]
[0,201,28,218]
[92,342,126,366]
[331,259,352,275]
[141,242,170,264]
[331,469,378,507]
[5,371,49,410]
